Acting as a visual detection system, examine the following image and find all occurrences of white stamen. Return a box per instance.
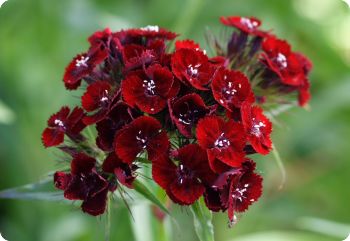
[136,130,147,148]
[277,53,288,68]
[140,25,159,32]
[142,79,156,95]
[54,119,64,127]
[214,133,230,148]
[75,56,89,67]
[240,17,258,29]
[188,64,201,76]
[252,121,266,137]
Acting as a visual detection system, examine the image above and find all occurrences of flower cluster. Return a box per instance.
[42,16,312,222]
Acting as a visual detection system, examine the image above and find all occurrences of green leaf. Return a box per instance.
[133,179,170,216]
[0,177,64,201]
[191,198,215,241]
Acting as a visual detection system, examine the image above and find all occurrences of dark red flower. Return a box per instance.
[241,102,272,155]
[220,16,267,37]
[121,44,158,72]
[204,160,262,222]
[175,39,201,51]
[115,116,169,164]
[171,48,215,90]
[168,93,215,138]
[102,152,137,188]
[196,116,247,172]
[152,144,216,205]
[42,106,86,147]
[122,64,178,114]
[96,102,138,151]
[115,26,177,44]
[261,36,305,86]
[63,47,108,90]
[54,153,109,216]
[211,68,254,111]
[88,28,113,48]
[81,81,119,125]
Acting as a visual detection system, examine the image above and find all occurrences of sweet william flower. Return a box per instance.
[63,47,108,90]
[211,68,254,111]
[196,116,247,172]
[102,152,138,189]
[96,102,139,151]
[115,116,169,164]
[152,144,216,205]
[54,153,109,216]
[171,48,215,90]
[81,81,119,125]
[220,16,267,37]
[122,64,179,114]
[261,36,305,87]
[204,160,262,223]
[168,93,216,138]
[241,102,272,155]
[42,106,86,147]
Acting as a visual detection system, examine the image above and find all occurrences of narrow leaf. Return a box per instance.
[133,179,170,216]
[191,198,215,241]
[271,143,287,190]
[0,177,64,201]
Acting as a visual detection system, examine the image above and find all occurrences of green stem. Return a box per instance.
[272,143,287,190]
[105,194,111,241]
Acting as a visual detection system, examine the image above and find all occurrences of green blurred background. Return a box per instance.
[0,0,349,240]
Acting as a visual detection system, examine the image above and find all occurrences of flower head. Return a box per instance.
[241,102,272,155]
[169,93,215,137]
[42,106,86,147]
[152,144,216,205]
[63,47,108,90]
[122,64,178,114]
[220,16,267,37]
[196,116,247,172]
[81,81,119,125]
[54,153,109,216]
[212,68,254,111]
[171,48,215,90]
[115,116,169,164]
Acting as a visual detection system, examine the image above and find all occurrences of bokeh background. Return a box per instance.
[0,0,349,240]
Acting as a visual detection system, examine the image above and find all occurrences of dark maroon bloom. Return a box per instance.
[175,39,201,51]
[121,44,159,72]
[63,47,108,90]
[220,16,267,37]
[169,93,215,138]
[54,153,109,216]
[211,68,254,111]
[115,116,169,164]
[122,64,178,114]
[115,26,177,43]
[261,36,305,86]
[152,144,216,205]
[241,102,272,155]
[96,102,138,151]
[204,160,263,222]
[88,28,113,48]
[81,81,119,125]
[196,116,247,172]
[42,106,86,147]
[171,48,215,90]
[102,152,137,189]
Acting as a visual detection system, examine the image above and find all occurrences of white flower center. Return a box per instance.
[54,119,64,127]
[240,17,258,29]
[75,56,89,67]
[143,79,156,95]
[214,133,230,148]
[277,53,288,68]
[140,25,159,32]
[187,64,201,77]
[251,119,266,137]
[136,130,147,149]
